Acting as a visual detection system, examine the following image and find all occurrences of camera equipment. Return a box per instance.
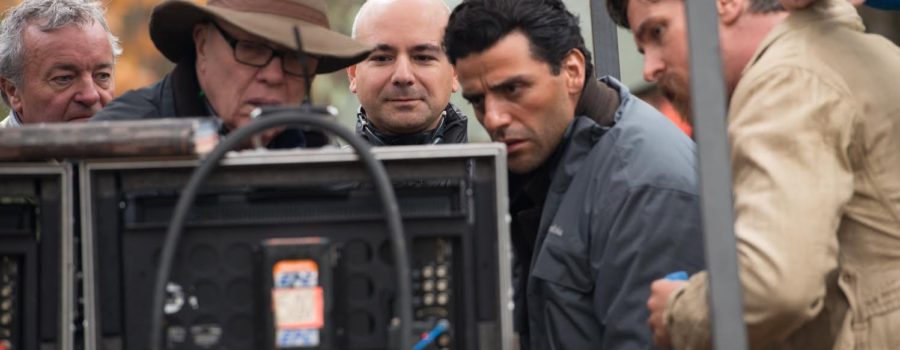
[81,142,513,350]
[144,110,414,350]
[0,163,75,350]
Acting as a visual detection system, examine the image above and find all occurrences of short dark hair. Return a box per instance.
[444,0,593,80]
[606,0,783,29]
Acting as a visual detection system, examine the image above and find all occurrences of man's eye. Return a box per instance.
[237,41,267,52]
[413,55,437,62]
[369,55,392,62]
[51,75,74,85]
[95,72,112,82]
[651,25,666,41]
[466,96,484,110]
[502,84,519,95]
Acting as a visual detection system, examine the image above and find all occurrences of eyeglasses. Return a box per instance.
[210,21,309,77]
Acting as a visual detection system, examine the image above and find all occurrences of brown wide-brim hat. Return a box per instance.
[149,0,372,74]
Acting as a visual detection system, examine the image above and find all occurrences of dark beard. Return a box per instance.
[658,74,694,126]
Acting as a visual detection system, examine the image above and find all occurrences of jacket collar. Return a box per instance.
[745,0,862,75]
[512,77,628,204]
[555,77,636,186]
[356,103,468,145]
[171,57,209,118]
[575,77,619,127]
[1,110,22,127]
[547,116,606,194]
[512,116,608,208]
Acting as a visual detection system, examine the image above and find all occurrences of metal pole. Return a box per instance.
[684,1,749,350]
[589,0,620,79]
[60,163,74,350]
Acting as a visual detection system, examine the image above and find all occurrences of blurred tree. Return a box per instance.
[314,0,365,132]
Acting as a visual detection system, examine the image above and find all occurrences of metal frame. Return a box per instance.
[589,0,620,79]
[0,162,75,350]
[80,143,513,350]
[684,3,749,350]
[78,161,101,350]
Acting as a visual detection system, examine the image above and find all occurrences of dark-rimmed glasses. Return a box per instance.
[210,21,309,77]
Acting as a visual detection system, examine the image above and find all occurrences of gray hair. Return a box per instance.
[0,0,122,105]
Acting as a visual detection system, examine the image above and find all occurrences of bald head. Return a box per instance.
[352,0,451,39]
[347,0,459,136]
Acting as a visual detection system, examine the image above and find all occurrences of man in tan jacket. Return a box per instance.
[607,0,900,348]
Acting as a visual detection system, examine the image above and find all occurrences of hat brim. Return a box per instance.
[149,1,371,73]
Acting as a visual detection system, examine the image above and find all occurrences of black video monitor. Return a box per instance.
[81,144,513,350]
[0,163,75,350]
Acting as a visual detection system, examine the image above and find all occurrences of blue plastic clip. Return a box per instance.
[412,319,450,350]
[664,271,689,281]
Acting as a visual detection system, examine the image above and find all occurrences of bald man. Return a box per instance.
[347,0,468,146]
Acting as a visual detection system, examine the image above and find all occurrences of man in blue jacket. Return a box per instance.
[444,0,705,348]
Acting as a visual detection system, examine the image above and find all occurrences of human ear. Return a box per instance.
[451,66,460,93]
[561,48,586,96]
[347,65,358,93]
[193,24,210,62]
[1,78,23,115]
[717,0,745,25]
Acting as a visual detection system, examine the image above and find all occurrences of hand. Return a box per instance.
[647,279,687,349]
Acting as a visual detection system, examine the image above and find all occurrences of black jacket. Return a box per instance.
[510,77,704,350]
[91,60,323,148]
[355,104,468,146]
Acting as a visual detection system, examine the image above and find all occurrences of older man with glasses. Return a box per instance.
[91,0,371,148]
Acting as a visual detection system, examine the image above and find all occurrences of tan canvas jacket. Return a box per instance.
[666,0,900,349]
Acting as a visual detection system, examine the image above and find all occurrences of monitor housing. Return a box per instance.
[0,163,75,350]
[81,144,512,350]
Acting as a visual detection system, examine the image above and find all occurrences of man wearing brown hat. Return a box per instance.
[92,0,371,148]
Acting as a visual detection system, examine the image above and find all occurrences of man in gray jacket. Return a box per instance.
[444,0,704,348]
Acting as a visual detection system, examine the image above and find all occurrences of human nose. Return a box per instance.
[257,55,286,84]
[480,97,511,136]
[390,55,414,87]
[73,77,101,107]
[642,50,665,83]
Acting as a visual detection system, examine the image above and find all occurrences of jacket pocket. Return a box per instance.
[530,228,593,294]
[841,269,900,350]
[858,279,900,350]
